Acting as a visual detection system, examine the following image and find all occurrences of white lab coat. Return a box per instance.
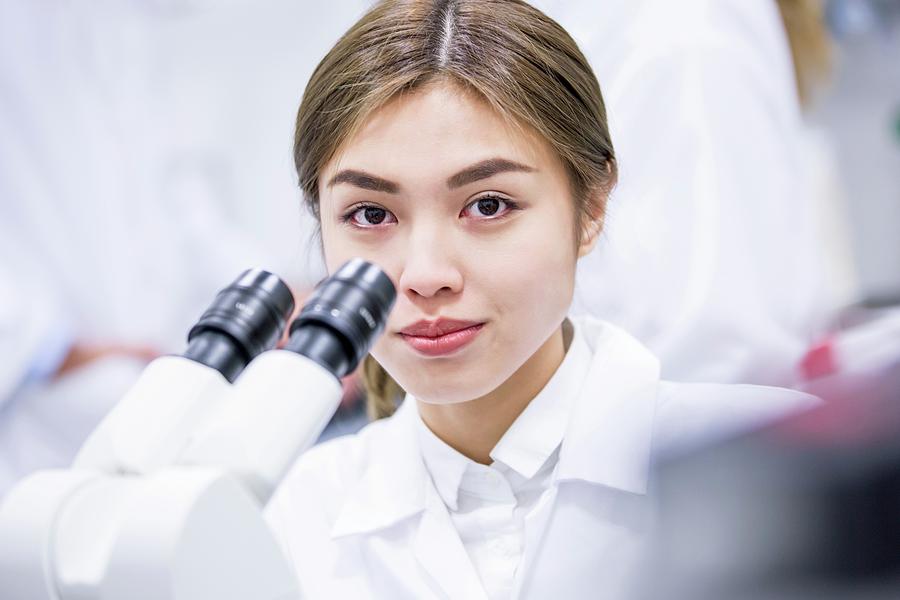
[265,317,815,600]
[532,0,837,386]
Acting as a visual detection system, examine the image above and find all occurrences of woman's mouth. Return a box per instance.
[398,319,485,357]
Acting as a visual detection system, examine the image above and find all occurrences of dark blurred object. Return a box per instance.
[893,105,900,146]
[641,306,900,600]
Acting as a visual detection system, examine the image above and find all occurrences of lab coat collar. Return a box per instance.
[490,320,591,479]
[330,401,489,598]
[555,317,661,495]
[415,322,591,511]
[414,411,469,511]
[330,399,427,538]
[330,317,662,539]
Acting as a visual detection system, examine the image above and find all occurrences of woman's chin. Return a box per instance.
[402,374,506,406]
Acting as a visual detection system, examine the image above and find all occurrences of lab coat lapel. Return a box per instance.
[412,482,488,600]
[556,318,660,492]
[330,400,427,537]
[515,318,661,598]
[330,400,486,598]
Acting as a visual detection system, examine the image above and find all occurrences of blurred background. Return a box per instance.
[0,0,898,593]
[817,0,900,305]
[765,0,900,307]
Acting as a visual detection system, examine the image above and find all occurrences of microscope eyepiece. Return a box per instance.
[286,259,396,379]
[186,269,295,382]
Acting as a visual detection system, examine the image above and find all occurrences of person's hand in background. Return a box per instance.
[53,341,161,379]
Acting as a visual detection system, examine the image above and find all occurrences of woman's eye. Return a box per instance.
[462,196,515,219]
[346,205,397,227]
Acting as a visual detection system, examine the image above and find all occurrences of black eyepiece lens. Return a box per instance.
[185,269,295,382]
[286,259,396,379]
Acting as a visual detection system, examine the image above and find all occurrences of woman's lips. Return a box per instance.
[398,321,485,357]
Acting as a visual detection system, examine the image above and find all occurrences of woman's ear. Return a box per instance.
[577,193,606,258]
[577,219,602,258]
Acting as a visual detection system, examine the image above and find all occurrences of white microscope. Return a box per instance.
[0,259,396,600]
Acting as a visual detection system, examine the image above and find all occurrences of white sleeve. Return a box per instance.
[654,381,820,457]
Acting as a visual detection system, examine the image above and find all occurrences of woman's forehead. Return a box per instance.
[323,82,558,182]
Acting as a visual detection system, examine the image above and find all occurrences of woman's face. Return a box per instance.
[319,82,590,404]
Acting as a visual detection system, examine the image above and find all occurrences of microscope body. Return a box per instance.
[0,463,297,600]
[0,260,396,600]
[0,349,342,600]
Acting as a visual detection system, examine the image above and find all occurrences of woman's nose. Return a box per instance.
[397,232,463,301]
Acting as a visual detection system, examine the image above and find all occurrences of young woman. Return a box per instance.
[265,1,814,598]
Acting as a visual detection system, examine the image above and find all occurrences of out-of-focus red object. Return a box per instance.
[786,308,900,446]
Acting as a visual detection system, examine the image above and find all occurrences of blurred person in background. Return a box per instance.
[0,1,303,497]
[777,0,858,322]
[534,0,855,386]
[0,228,161,494]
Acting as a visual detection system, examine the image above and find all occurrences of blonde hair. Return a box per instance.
[776,0,833,109]
[294,0,616,419]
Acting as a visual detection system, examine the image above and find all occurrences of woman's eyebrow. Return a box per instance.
[328,170,400,194]
[446,158,535,189]
[327,157,535,193]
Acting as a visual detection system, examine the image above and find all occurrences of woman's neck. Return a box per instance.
[416,325,566,465]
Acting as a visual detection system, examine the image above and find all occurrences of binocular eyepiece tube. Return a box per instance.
[184,259,396,383]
